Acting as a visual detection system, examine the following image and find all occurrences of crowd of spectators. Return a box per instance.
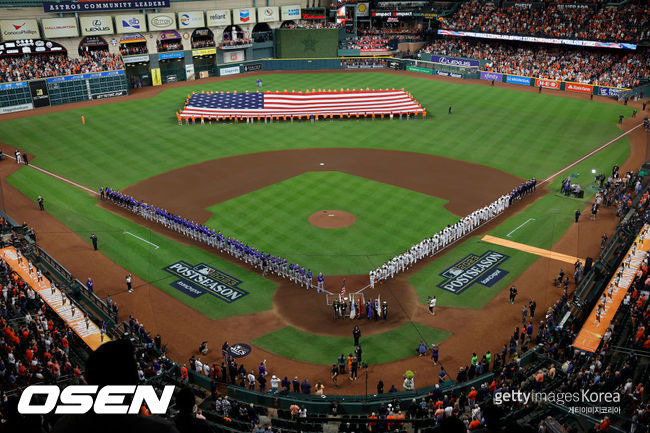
[340,35,391,50]
[119,44,148,56]
[442,0,649,43]
[0,253,86,408]
[420,37,649,88]
[0,52,124,83]
[157,41,183,52]
[191,39,215,49]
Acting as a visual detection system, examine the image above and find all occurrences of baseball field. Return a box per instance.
[0,70,639,392]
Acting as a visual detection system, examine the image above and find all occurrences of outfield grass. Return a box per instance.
[7,168,276,320]
[409,134,630,308]
[205,171,459,275]
[252,323,450,365]
[0,73,631,192]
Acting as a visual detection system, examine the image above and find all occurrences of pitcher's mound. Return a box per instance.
[308,210,356,229]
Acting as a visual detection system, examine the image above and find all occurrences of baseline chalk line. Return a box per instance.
[124,231,159,249]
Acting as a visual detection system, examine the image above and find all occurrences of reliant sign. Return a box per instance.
[206,10,231,27]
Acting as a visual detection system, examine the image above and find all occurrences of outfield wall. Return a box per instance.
[0,70,128,114]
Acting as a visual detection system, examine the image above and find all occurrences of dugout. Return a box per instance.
[123,54,151,88]
[158,51,186,83]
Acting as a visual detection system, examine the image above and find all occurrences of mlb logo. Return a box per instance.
[194,264,216,276]
[240,9,250,22]
[441,266,464,279]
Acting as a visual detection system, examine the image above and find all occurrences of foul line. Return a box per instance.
[2,153,98,195]
[506,218,535,238]
[124,231,159,249]
[482,235,583,265]
[541,123,642,185]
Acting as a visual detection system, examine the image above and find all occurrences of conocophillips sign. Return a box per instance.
[0,19,40,40]
[79,16,114,36]
[148,13,176,30]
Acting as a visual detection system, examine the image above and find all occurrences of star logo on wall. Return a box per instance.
[302,36,317,52]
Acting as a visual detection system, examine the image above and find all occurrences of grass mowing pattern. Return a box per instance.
[0,73,631,191]
[8,168,276,320]
[252,323,450,366]
[205,172,459,275]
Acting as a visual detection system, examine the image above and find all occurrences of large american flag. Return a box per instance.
[179,90,424,119]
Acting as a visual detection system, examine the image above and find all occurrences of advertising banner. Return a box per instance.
[0,103,33,114]
[0,81,28,91]
[0,19,40,41]
[1,247,108,351]
[535,78,560,89]
[115,14,146,33]
[356,2,370,16]
[219,66,240,76]
[46,70,124,83]
[598,86,624,97]
[243,63,262,72]
[79,15,114,36]
[92,90,128,99]
[233,8,256,25]
[257,7,279,23]
[192,48,216,56]
[430,55,479,68]
[185,64,195,81]
[29,80,50,108]
[506,74,531,85]
[42,17,79,38]
[437,29,636,50]
[159,51,183,60]
[178,11,204,29]
[565,82,593,94]
[281,5,301,21]
[406,66,432,74]
[44,0,169,13]
[148,13,176,31]
[151,68,162,86]
[123,54,150,63]
[480,71,502,81]
[206,10,231,27]
[574,225,650,352]
[223,50,245,63]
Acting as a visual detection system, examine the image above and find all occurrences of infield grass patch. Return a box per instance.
[205,171,459,275]
[252,323,450,365]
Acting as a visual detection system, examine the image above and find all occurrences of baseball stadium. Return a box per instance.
[0,0,649,432]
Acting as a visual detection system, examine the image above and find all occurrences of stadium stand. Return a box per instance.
[419,38,649,88]
[1,162,648,432]
[441,0,649,43]
[0,52,124,83]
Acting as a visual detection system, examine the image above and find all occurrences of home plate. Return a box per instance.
[329,214,335,216]
[320,162,325,166]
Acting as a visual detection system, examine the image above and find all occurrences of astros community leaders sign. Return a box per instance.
[43,0,170,13]
[437,250,509,294]
[163,261,248,303]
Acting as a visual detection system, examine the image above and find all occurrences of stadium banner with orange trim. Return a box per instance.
[573,224,649,352]
[535,78,561,89]
[566,82,593,94]
[0,247,108,350]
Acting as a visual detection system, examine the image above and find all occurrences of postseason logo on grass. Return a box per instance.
[163,261,248,303]
[437,251,509,294]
